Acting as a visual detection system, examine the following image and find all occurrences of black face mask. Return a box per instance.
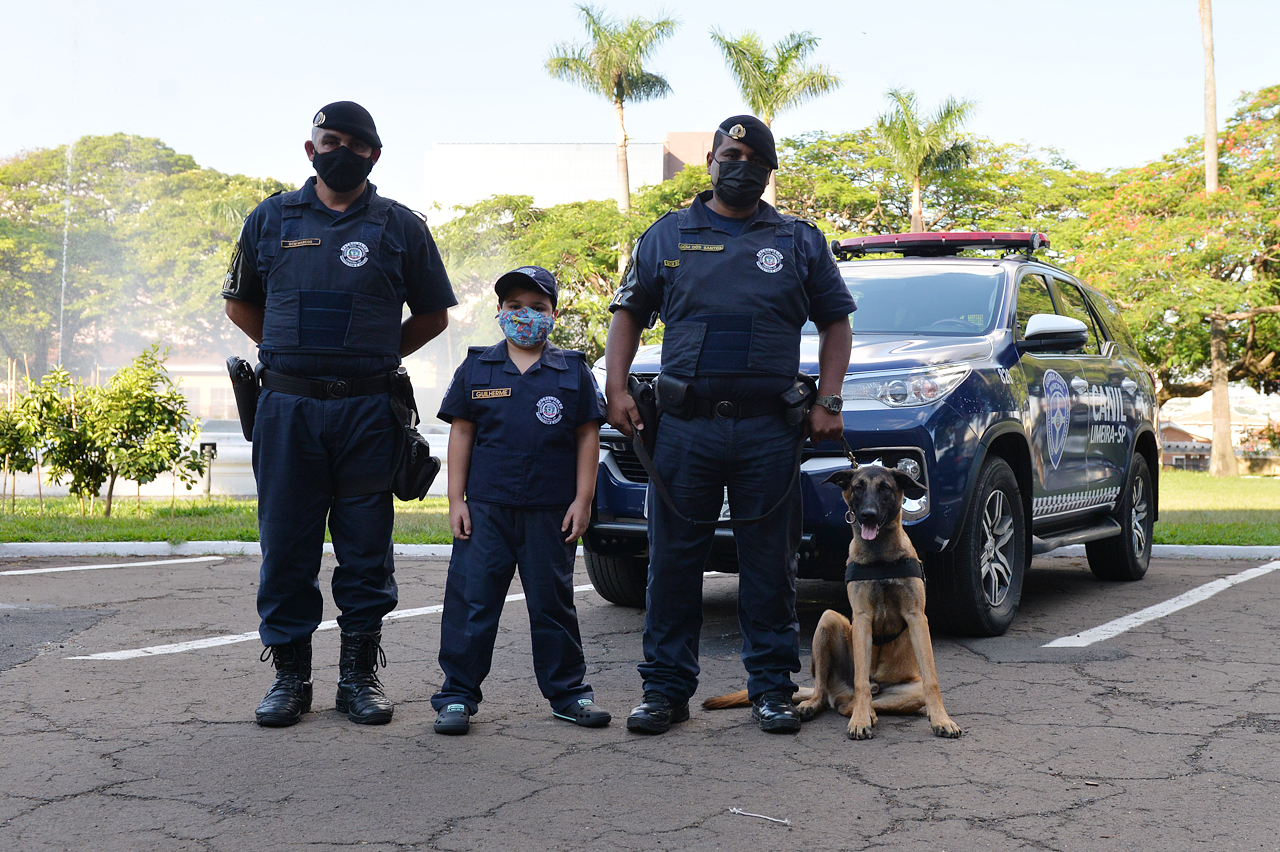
[713,158,771,208]
[312,145,374,193]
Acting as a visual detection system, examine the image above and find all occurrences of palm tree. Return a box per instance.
[874,89,976,233]
[546,4,678,220]
[1199,0,1219,194]
[709,29,841,207]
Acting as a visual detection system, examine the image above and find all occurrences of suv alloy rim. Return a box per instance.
[1130,476,1149,557]
[980,489,1015,606]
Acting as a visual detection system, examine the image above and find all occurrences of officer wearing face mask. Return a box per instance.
[604,115,855,735]
[223,101,457,728]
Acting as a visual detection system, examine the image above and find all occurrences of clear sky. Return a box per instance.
[5,0,1278,216]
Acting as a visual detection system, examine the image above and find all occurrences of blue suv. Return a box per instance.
[585,232,1160,636]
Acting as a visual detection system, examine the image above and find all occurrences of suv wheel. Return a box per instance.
[928,457,1026,637]
[583,550,648,608]
[1085,454,1152,581]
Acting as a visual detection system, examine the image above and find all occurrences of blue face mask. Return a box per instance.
[498,306,555,347]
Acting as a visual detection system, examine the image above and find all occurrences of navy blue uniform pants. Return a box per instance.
[640,412,803,702]
[432,500,592,714]
[253,388,399,646]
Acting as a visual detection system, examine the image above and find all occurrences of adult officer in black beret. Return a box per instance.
[223,101,457,727]
[604,115,855,734]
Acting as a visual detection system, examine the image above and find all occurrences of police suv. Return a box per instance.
[586,232,1159,637]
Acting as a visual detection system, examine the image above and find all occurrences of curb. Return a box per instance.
[0,542,1276,560]
[0,542,585,559]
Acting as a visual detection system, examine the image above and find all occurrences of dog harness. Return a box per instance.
[844,557,924,583]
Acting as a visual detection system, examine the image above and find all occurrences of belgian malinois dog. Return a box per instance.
[704,463,962,740]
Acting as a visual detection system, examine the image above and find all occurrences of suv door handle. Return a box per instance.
[1121,378,1138,394]
[1070,376,1088,393]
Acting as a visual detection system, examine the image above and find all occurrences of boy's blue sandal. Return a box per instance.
[553,698,612,728]
[434,703,471,735]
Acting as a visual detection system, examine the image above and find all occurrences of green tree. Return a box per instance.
[874,89,977,233]
[1069,86,1280,476]
[90,344,204,518]
[25,368,107,513]
[546,3,679,263]
[0,406,38,512]
[708,28,841,207]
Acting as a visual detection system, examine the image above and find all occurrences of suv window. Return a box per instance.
[1015,273,1056,339]
[1053,279,1103,355]
[832,265,1004,336]
[1086,288,1138,350]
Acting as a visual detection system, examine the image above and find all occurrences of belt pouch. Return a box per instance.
[780,373,818,427]
[654,372,693,420]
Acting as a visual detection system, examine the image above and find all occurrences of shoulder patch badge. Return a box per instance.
[756,247,784,274]
[472,388,512,400]
[340,241,369,268]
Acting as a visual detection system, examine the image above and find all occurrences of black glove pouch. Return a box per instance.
[653,372,694,420]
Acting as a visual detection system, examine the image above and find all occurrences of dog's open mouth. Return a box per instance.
[860,523,880,541]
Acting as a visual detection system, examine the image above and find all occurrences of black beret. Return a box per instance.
[716,115,777,170]
[312,101,382,149]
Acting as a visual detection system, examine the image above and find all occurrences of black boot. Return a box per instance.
[255,639,313,727]
[335,631,394,725]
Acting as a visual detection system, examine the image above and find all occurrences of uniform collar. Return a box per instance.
[295,177,376,219]
[687,189,783,231]
[478,340,569,373]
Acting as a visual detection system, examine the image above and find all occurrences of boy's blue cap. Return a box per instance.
[495,265,558,308]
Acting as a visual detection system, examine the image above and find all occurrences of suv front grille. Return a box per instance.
[604,441,649,483]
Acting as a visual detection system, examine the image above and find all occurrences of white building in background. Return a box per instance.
[424,133,713,220]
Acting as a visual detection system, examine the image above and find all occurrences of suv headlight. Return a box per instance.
[842,364,971,408]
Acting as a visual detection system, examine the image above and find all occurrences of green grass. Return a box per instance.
[0,470,1277,546]
[1153,469,1280,546]
[0,495,452,544]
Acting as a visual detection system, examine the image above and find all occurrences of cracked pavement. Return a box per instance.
[1,553,1278,851]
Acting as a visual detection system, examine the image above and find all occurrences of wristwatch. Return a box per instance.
[814,394,843,415]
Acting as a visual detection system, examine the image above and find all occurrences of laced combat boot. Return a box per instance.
[255,638,313,727]
[335,631,394,725]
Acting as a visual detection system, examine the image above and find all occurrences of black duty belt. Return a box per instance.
[260,369,395,400]
[688,396,784,419]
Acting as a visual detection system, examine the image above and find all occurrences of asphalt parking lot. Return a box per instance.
[2,552,1279,852]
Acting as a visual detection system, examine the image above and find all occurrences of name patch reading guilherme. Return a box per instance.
[472,388,512,399]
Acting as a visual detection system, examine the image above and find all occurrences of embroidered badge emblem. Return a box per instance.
[728,124,746,140]
[536,396,564,425]
[340,241,369,268]
[756,247,784,274]
[1043,369,1071,469]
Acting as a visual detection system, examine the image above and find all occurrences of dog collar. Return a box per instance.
[844,557,924,583]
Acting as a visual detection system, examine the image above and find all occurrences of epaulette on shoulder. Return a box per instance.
[466,345,489,354]
[795,217,821,230]
[392,200,429,224]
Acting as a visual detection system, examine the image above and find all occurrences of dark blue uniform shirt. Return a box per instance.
[223,178,456,378]
[439,341,607,507]
[610,190,855,398]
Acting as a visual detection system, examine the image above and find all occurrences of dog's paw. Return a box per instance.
[796,699,821,722]
[931,718,963,738]
[847,720,875,740]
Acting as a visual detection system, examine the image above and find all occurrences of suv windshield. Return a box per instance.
[804,263,1005,335]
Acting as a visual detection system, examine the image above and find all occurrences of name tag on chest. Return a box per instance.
[473,388,512,400]
[678,243,725,252]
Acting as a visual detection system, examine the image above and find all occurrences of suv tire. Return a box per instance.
[928,456,1026,637]
[1086,454,1152,581]
[583,550,648,608]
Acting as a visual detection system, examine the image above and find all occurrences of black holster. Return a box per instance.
[627,374,660,457]
[226,356,260,441]
[388,367,440,501]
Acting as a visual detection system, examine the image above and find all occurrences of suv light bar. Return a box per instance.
[831,231,1049,259]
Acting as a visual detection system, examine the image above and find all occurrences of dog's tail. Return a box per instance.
[702,687,815,710]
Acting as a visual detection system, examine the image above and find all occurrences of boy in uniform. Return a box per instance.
[431,266,611,734]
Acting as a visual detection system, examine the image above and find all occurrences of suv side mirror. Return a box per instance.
[1017,314,1088,354]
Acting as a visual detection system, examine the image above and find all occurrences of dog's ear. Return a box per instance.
[891,469,927,500]
[823,468,856,490]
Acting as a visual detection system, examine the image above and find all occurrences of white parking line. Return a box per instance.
[1044,561,1280,647]
[67,584,597,661]
[1,556,224,577]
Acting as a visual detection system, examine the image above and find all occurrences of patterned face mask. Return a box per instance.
[498,306,555,347]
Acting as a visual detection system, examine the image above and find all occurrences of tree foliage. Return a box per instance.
[874,89,978,232]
